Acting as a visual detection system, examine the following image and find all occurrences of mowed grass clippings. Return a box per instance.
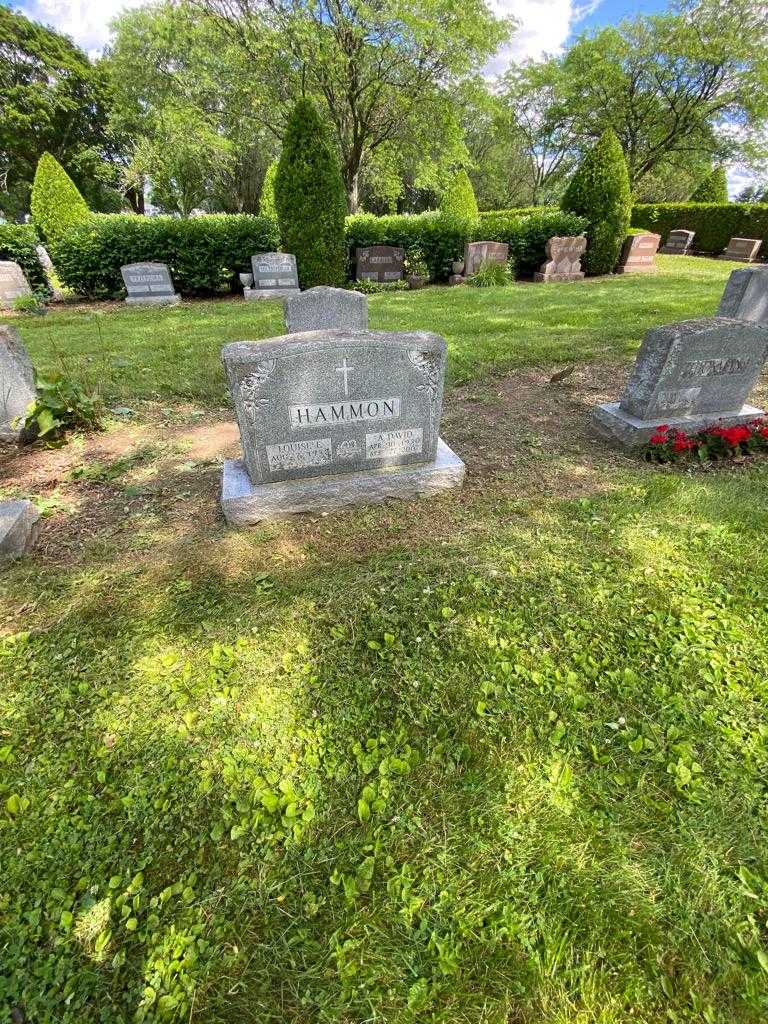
[2,256,768,1024]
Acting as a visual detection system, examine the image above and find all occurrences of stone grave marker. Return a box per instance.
[719,237,763,263]
[285,287,368,333]
[717,267,768,325]
[659,229,695,255]
[0,500,41,563]
[592,317,768,447]
[1,325,36,442]
[534,236,586,282]
[463,241,509,278]
[220,329,465,522]
[615,232,661,274]
[355,246,405,283]
[0,261,32,308]
[246,252,300,300]
[121,262,180,306]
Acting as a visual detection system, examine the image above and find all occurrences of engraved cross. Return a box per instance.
[336,357,354,397]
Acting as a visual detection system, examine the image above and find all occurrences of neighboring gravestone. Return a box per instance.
[592,317,768,447]
[35,245,61,298]
[615,233,661,274]
[534,236,586,282]
[220,329,465,522]
[355,246,405,283]
[121,262,180,306]
[0,325,36,442]
[246,253,300,300]
[659,229,695,255]
[285,287,368,333]
[719,237,763,263]
[463,241,509,278]
[0,500,41,563]
[717,266,768,325]
[0,261,32,308]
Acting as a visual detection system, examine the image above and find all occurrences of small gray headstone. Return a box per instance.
[717,267,768,324]
[220,329,464,521]
[0,261,32,308]
[0,325,36,442]
[464,241,509,278]
[284,287,368,333]
[246,253,300,300]
[659,229,695,255]
[121,262,180,306]
[355,246,405,283]
[719,237,763,263]
[592,317,768,446]
[0,500,41,563]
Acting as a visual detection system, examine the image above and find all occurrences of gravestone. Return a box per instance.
[659,229,695,255]
[34,245,63,300]
[220,329,465,522]
[121,262,180,306]
[463,241,509,278]
[533,236,586,283]
[285,287,368,333]
[0,261,32,308]
[717,267,768,325]
[592,317,768,447]
[0,325,36,442]
[0,500,41,563]
[246,252,300,300]
[355,246,405,283]
[615,233,661,274]
[719,237,763,263]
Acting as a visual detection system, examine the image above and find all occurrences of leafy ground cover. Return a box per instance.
[2,256,768,1024]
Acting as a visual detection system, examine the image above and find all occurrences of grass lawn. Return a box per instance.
[3,255,768,1024]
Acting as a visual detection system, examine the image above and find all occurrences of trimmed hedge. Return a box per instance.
[0,223,49,294]
[31,152,91,245]
[631,203,768,255]
[51,214,280,298]
[346,212,471,282]
[479,209,589,276]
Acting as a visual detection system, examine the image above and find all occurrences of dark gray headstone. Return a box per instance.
[355,247,405,283]
[285,287,368,333]
[121,262,180,306]
[659,229,695,255]
[592,317,768,446]
[463,241,509,277]
[0,261,32,307]
[246,253,299,300]
[0,499,40,562]
[717,267,768,325]
[0,325,36,442]
[719,237,762,263]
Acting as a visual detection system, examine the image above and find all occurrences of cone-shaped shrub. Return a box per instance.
[690,166,728,203]
[275,100,347,288]
[31,152,91,244]
[561,129,631,275]
[440,170,479,223]
[259,161,278,220]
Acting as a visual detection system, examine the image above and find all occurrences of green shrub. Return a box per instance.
[22,375,101,445]
[259,161,278,221]
[30,152,91,245]
[347,211,471,282]
[561,129,631,275]
[479,208,588,276]
[275,99,347,288]
[689,166,728,203]
[0,223,50,294]
[440,170,479,223]
[631,203,768,254]
[467,258,513,287]
[13,293,48,316]
[50,213,279,298]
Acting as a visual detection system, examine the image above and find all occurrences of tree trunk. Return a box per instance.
[347,171,360,214]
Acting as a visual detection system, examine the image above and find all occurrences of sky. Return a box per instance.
[6,0,754,194]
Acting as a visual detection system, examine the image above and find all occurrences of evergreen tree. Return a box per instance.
[690,166,729,202]
[440,169,479,222]
[274,99,348,288]
[31,152,91,244]
[561,129,631,275]
[259,161,279,220]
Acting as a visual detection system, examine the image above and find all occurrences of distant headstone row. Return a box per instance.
[658,229,764,263]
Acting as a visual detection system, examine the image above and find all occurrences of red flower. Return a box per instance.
[672,431,695,453]
[650,433,667,445]
[760,427,768,439]
[656,424,670,433]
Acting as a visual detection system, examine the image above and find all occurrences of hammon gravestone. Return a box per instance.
[592,318,768,447]
[718,267,768,325]
[220,329,465,522]
[121,262,180,306]
[0,261,32,308]
[285,287,368,333]
[1,325,36,442]
[246,253,300,300]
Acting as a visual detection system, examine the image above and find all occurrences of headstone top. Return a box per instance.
[463,241,509,277]
[717,266,768,324]
[534,235,586,282]
[0,324,36,441]
[616,232,661,274]
[355,246,405,283]
[121,262,179,305]
[222,329,446,486]
[250,252,300,295]
[659,229,695,255]
[284,286,368,333]
[720,237,763,262]
[0,261,32,307]
[0,499,41,562]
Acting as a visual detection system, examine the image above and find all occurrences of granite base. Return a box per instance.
[221,438,466,524]
[533,272,584,282]
[592,401,764,448]
[243,288,299,302]
[125,293,181,306]
[615,265,658,274]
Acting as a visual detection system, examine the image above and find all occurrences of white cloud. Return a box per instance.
[17,0,146,54]
[485,0,603,76]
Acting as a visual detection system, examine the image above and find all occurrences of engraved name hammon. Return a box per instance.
[289,397,401,428]
[678,356,751,379]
